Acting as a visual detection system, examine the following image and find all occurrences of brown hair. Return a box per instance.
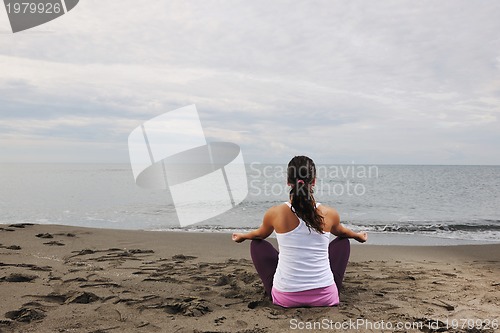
[287,156,324,233]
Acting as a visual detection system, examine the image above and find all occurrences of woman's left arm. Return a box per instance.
[232,207,275,243]
[328,207,368,243]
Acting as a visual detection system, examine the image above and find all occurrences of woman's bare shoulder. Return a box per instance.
[265,203,288,216]
[318,204,340,220]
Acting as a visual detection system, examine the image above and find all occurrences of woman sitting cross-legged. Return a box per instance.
[232,155,367,308]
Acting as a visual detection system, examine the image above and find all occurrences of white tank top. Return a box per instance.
[272,202,335,292]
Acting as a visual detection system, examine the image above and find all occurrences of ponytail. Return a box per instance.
[287,156,324,234]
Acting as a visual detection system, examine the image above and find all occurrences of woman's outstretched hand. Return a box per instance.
[232,233,246,243]
[355,232,368,243]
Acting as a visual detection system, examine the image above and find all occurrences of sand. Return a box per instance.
[0,223,499,333]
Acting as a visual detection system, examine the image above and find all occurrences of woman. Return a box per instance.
[232,156,367,308]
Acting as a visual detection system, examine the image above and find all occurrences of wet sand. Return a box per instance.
[0,223,499,332]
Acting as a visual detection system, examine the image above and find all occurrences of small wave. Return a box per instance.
[148,220,500,243]
[151,225,254,232]
[361,222,500,233]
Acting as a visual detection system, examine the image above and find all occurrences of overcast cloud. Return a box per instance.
[1,0,499,164]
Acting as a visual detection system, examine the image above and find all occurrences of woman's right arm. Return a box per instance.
[232,207,275,243]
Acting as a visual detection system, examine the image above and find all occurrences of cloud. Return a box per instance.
[1,1,499,164]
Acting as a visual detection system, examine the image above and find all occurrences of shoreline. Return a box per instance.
[6,222,500,246]
[149,228,500,246]
[1,223,499,332]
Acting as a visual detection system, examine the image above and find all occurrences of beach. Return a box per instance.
[0,223,499,333]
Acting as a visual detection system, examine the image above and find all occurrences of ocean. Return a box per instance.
[1,163,499,245]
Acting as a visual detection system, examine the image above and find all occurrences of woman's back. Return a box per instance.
[273,202,335,292]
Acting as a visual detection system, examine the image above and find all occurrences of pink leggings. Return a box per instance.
[250,237,350,297]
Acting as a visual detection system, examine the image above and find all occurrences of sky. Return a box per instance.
[1,0,499,165]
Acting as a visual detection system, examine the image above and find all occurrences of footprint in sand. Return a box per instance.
[172,254,197,262]
[0,263,52,272]
[35,233,53,239]
[54,232,76,237]
[0,273,38,282]
[214,275,231,286]
[235,319,248,328]
[43,241,65,246]
[141,296,211,317]
[247,300,262,309]
[5,306,46,323]
[30,291,100,304]
[9,223,34,229]
[0,244,22,250]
